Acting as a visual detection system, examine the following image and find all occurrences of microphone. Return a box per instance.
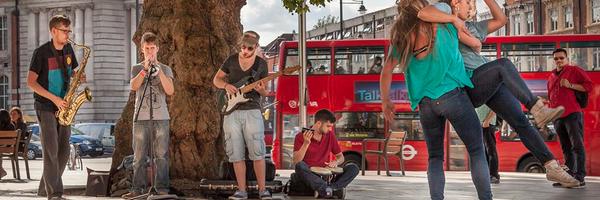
[148,62,160,76]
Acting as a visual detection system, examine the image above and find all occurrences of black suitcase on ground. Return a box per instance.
[283,172,314,196]
[219,159,276,181]
[199,179,283,198]
[284,173,346,199]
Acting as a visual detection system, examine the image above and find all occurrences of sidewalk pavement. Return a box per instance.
[1,157,599,199]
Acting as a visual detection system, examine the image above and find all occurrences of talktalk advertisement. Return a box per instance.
[354,81,409,103]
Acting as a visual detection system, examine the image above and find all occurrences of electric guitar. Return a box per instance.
[217,65,301,115]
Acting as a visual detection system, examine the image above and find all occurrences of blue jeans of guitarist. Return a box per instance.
[223,109,266,162]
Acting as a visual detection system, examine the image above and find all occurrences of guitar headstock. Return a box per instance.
[282,65,302,75]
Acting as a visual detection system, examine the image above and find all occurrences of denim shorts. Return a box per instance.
[223,109,266,162]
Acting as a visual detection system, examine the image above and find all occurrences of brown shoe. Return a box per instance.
[530,98,564,128]
[121,192,142,199]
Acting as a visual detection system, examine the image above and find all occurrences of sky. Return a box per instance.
[241,0,504,46]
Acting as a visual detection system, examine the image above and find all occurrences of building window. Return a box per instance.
[0,75,8,109]
[593,48,600,70]
[550,9,558,31]
[0,16,7,51]
[594,0,600,23]
[513,14,521,35]
[564,6,573,28]
[526,12,535,34]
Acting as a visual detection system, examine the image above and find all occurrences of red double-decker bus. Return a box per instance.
[269,35,600,176]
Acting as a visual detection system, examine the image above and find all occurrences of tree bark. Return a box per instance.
[110,0,246,195]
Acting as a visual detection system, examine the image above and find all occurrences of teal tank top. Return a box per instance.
[392,23,473,110]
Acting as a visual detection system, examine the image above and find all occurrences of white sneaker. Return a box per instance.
[545,160,580,188]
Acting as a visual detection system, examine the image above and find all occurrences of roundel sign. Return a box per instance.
[288,100,298,108]
[401,144,417,160]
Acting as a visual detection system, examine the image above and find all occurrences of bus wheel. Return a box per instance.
[518,156,545,173]
[342,154,362,169]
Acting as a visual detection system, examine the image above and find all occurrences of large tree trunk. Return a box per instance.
[110,0,246,196]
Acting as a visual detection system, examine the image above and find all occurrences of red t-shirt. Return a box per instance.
[547,65,593,117]
[293,131,342,167]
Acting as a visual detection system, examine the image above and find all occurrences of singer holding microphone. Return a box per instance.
[122,32,175,199]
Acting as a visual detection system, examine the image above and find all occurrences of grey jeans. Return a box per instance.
[131,120,170,193]
[36,110,71,199]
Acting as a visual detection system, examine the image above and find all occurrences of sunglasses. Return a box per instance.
[553,57,565,61]
[241,45,255,51]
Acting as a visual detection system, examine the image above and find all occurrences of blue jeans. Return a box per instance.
[294,161,359,193]
[555,112,586,181]
[223,109,266,162]
[467,59,555,164]
[131,120,170,193]
[418,88,492,200]
[467,58,537,109]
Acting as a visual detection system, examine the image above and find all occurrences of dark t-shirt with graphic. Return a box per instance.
[219,54,268,110]
[29,41,79,111]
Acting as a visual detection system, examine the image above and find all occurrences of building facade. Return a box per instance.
[503,0,600,71]
[307,6,396,41]
[0,0,143,123]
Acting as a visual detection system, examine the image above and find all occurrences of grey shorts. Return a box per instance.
[223,109,266,162]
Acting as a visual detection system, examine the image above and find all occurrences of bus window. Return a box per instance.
[391,113,424,141]
[480,43,497,61]
[334,46,385,75]
[281,114,315,169]
[560,41,600,71]
[284,48,331,75]
[334,112,384,140]
[501,42,554,72]
[499,117,557,142]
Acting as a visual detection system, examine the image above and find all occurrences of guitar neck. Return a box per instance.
[240,71,282,93]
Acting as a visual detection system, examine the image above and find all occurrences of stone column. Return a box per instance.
[130,6,137,67]
[38,9,48,45]
[74,8,84,44]
[73,7,84,66]
[28,11,36,50]
[84,6,93,81]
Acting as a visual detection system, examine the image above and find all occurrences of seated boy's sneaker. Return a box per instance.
[258,190,272,200]
[314,187,334,199]
[228,190,248,200]
[544,160,580,188]
[333,188,346,199]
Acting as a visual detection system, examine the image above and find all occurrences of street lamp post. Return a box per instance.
[339,0,366,40]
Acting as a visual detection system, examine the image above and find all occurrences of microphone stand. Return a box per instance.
[132,64,177,200]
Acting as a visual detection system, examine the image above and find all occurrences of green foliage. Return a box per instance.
[282,0,334,14]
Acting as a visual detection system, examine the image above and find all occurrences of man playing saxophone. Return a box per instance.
[27,15,86,200]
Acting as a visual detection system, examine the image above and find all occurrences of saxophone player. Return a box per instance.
[27,15,86,200]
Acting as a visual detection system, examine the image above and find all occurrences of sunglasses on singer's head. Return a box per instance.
[553,57,565,61]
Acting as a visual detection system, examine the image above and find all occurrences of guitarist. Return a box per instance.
[212,31,271,200]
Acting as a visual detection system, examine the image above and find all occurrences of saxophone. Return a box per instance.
[56,39,93,126]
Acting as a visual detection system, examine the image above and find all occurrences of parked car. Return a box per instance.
[27,136,43,160]
[28,124,104,157]
[74,123,115,153]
